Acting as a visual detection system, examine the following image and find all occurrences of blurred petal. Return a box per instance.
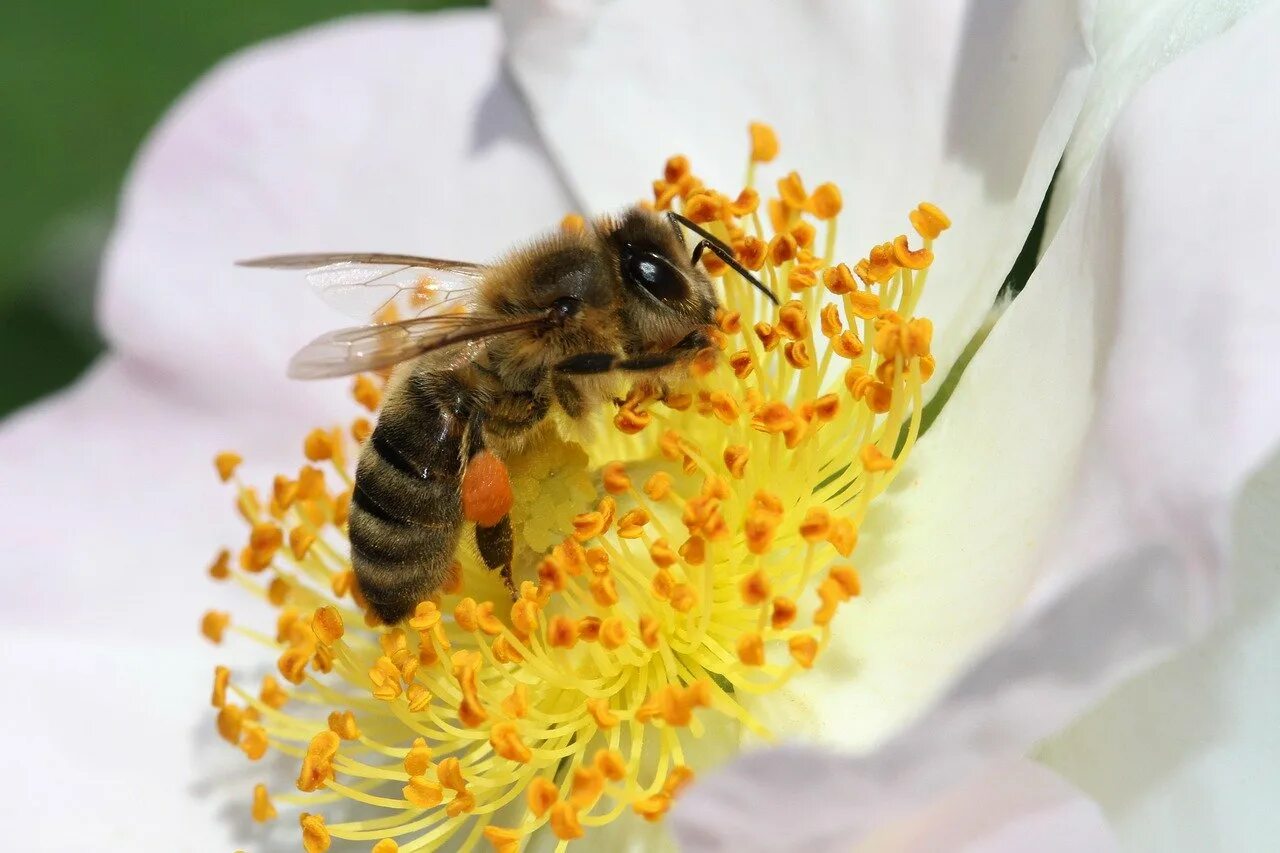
[746,0,1280,770]
[1044,0,1267,240]
[674,747,1115,853]
[1038,449,1280,851]
[0,11,572,845]
[100,10,570,417]
[498,0,1094,385]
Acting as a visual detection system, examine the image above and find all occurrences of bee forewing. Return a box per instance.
[286,313,543,380]
[238,253,485,323]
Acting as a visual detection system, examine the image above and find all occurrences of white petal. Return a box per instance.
[673,749,1116,852]
[99,10,571,415]
[1043,0,1268,241]
[498,0,1095,386]
[746,0,1280,772]
[0,11,573,845]
[1038,449,1280,849]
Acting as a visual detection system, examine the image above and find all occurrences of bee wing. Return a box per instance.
[287,312,546,380]
[238,253,486,322]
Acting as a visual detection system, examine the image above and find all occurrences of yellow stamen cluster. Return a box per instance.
[204,124,947,851]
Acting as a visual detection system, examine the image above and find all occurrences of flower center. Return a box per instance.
[202,124,949,852]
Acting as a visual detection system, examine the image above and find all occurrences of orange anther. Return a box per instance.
[768,232,798,266]
[404,775,444,807]
[570,766,606,809]
[749,122,779,163]
[599,615,628,649]
[823,263,856,295]
[787,266,818,292]
[594,748,628,781]
[311,606,343,645]
[327,710,359,740]
[528,777,558,817]
[790,220,816,251]
[807,182,843,219]
[815,577,845,627]
[723,444,750,479]
[201,610,230,644]
[214,451,242,482]
[587,697,620,729]
[790,634,820,668]
[664,154,691,183]
[678,536,706,566]
[501,683,529,719]
[303,429,334,462]
[207,548,231,581]
[861,444,895,473]
[753,321,781,351]
[578,616,602,643]
[812,394,840,422]
[828,517,858,557]
[728,187,760,217]
[560,213,586,234]
[352,375,381,412]
[683,192,721,224]
[288,527,315,561]
[785,339,812,369]
[830,565,862,598]
[753,401,794,434]
[670,583,698,612]
[833,330,864,359]
[734,235,768,270]
[300,813,330,853]
[483,827,520,853]
[638,614,661,649]
[776,171,807,209]
[649,539,678,570]
[403,737,432,776]
[373,840,401,853]
[910,201,951,240]
[700,250,728,276]
[740,569,771,605]
[819,304,843,338]
[211,665,230,708]
[351,417,373,444]
[251,783,276,822]
[601,460,631,494]
[892,234,934,269]
[633,794,672,822]
[490,721,532,763]
[799,506,832,542]
[550,802,584,840]
[777,301,810,340]
[591,574,621,608]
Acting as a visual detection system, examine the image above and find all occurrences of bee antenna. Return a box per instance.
[668,211,780,306]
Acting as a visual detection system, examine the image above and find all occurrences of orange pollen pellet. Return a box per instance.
[749,122,779,163]
[461,450,513,528]
[201,610,230,644]
[790,634,820,668]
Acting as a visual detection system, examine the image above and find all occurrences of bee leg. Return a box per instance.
[474,516,516,598]
[556,330,712,376]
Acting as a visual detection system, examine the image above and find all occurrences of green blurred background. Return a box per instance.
[0,0,480,417]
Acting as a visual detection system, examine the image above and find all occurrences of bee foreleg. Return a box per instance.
[556,330,711,376]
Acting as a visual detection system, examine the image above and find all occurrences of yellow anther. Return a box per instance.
[828,517,858,557]
[768,232,798,265]
[633,794,672,822]
[211,665,230,709]
[601,461,631,494]
[892,234,934,269]
[483,827,521,853]
[599,615,628,649]
[214,451,242,482]
[528,776,559,818]
[566,766,605,810]
[806,182,843,219]
[560,213,586,234]
[643,471,673,501]
[501,683,529,719]
[776,171,807,209]
[734,235,768,270]
[400,737,431,776]
[594,748,628,781]
[216,703,244,744]
[910,201,951,240]
[749,122,779,163]
[785,339,813,369]
[404,775,444,807]
[739,569,772,605]
[300,813,330,853]
[250,783,276,822]
[587,697,620,729]
[327,710,359,740]
[547,615,579,649]
[490,721,532,764]
[736,631,765,666]
[789,634,820,668]
[591,573,621,607]
[352,375,381,412]
[670,583,698,612]
[550,802,584,840]
[201,610,230,644]
[311,606,343,645]
[861,444,895,473]
[373,840,401,853]
[787,266,818,292]
[260,674,288,710]
[830,565,862,598]
[240,720,268,760]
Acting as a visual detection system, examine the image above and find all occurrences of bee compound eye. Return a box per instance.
[625,248,689,305]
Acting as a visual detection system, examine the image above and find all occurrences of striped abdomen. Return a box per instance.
[349,371,471,624]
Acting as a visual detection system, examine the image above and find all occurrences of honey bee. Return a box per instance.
[241,208,776,623]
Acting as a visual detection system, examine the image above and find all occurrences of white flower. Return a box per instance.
[1,2,1276,850]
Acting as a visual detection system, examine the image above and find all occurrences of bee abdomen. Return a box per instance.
[349,381,470,624]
